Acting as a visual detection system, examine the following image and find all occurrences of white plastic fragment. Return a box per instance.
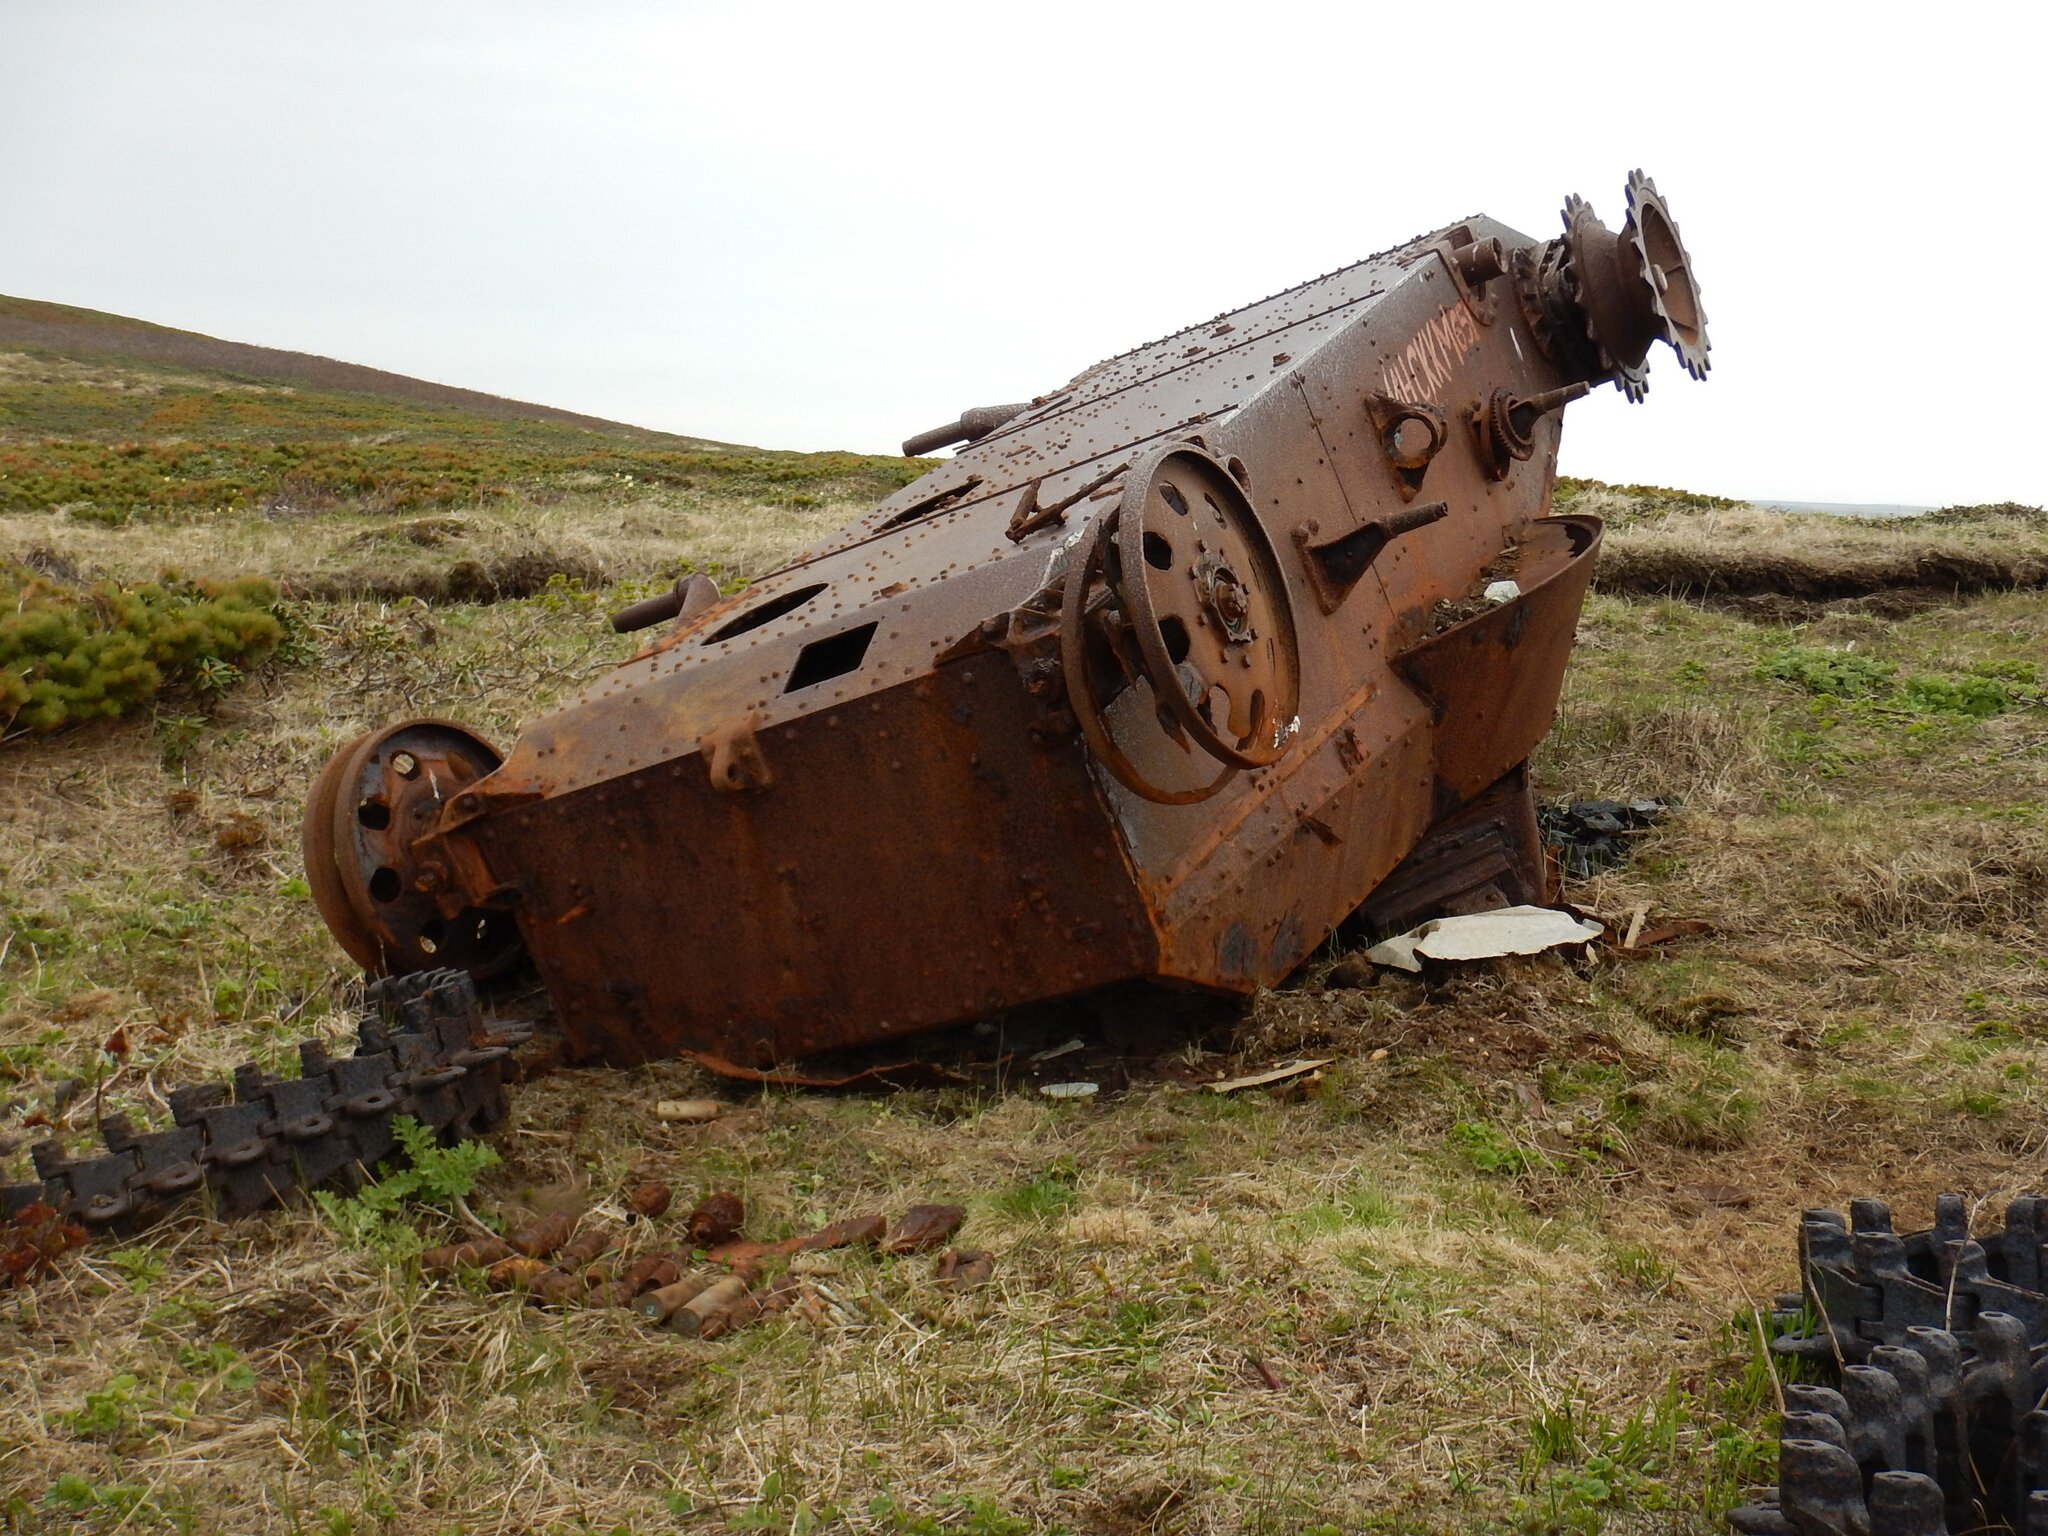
[1039,1081,1100,1099]
[1363,905,1604,972]
[1483,579,1522,604]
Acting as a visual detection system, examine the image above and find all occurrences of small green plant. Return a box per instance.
[44,1474,157,1519]
[176,1342,257,1394]
[862,1492,1032,1536]
[1897,673,2017,718]
[105,1246,166,1294]
[1946,1086,2006,1118]
[1612,1244,1677,1296]
[994,1158,1080,1221]
[312,1116,500,1261]
[1290,1178,1400,1235]
[1514,1385,1678,1534]
[63,1373,145,1440]
[1969,657,2039,685]
[1758,646,1895,700]
[1449,1119,1541,1175]
[725,1470,833,1533]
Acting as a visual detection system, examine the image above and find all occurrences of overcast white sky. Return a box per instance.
[2,2,2041,506]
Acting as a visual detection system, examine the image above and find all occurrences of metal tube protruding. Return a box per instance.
[901,402,1031,458]
[1452,236,1506,286]
[610,573,721,634]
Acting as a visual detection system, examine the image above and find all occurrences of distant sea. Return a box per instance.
[1751,500,1934,520]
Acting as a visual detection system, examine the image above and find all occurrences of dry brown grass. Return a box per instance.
[4,488,2047,1533]
[0,488,869,611]
[1587,497,2048,605]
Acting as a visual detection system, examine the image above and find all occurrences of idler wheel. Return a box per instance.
[301,719,522,979]
[1113,444,1301,770]
[1059,511,1235,806]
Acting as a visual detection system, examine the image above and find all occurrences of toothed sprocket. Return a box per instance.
[1621,169,1709,381]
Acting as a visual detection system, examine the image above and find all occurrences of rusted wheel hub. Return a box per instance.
[301,720,522,979]
[1114,444,1301,770]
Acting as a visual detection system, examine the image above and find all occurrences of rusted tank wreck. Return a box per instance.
[302,171,1711,1070]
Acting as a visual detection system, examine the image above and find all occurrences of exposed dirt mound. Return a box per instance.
[1597,544,2048,601]
[1593,501,2048,615]
[286,545,605,604]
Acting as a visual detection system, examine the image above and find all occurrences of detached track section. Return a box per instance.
[1,972,529,1234]
[1733,1196,2048,1534]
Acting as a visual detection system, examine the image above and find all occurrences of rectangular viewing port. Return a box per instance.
[783,622,878,692]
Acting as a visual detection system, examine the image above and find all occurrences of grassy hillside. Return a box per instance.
[0,295,687,436]
[0,298,922,604]
[2,325,2046,1534]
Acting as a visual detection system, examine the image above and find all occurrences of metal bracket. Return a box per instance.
[700,714,773,794]
[1363,393,1448,501]
[1005,464,1128,543]
[1292,502,1448,614]
[1431,225,1503,326]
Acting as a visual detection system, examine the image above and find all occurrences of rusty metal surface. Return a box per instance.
[302,173,1712,1068]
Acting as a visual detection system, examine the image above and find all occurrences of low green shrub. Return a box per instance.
[0,561,282,734]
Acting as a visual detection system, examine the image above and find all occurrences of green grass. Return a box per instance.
[4,347,2047,1532]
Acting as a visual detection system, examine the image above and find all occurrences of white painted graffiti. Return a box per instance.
[1378,302,1481,406]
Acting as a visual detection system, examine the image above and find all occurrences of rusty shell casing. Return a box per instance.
[669,1273,753,1336]
[635,1272,716,1323]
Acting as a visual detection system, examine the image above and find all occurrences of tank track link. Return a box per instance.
[0,970,530,1236]
[1730,1195,2048,1535]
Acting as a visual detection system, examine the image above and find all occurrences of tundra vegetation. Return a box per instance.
[2,309,2045,1534]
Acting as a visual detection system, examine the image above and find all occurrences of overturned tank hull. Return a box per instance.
[303,173,1710,1068]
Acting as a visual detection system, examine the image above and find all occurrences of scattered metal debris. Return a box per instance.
[427,1200,978,1345]
[684,1191,745,1249]
[420,1235,513,1273]
[301,173,1712,1075]
[1364,906,1603,972]
[1325,959,1377,990]
[884,1204,966,1256]
[1030,1038,1087,1065]
[1733,1195,2048,1534]
[624,1180,673,1220]
[1539,797,1674,879]
[505,1212,574,1259]
[935,1248,996,1292]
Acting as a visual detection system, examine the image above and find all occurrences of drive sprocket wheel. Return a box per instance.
[1534,172,1711,402]
[303,720,522,979]
[1623,169,1710,383]
[1562,193,1654,401]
